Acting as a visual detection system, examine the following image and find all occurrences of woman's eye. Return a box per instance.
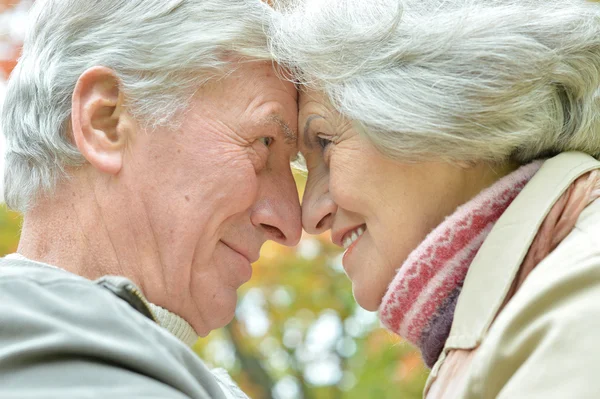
[259,137,274,147]
[317,136,333,150]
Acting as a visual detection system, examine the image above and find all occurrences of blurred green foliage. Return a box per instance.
[0,204,21,255]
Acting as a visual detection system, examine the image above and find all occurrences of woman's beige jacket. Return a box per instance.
[426,152,600,398]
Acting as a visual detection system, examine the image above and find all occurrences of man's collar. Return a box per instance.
[3,253,199,347]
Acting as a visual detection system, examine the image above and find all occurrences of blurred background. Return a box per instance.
[0,1,428,398]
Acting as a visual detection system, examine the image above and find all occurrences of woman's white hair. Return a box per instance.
[270,0,600,165]
[2,0,274,211]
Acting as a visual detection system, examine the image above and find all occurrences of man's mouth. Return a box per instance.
[221,240,259,263]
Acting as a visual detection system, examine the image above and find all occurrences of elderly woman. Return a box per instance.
[270,0,600,397]
[0,0,301,398]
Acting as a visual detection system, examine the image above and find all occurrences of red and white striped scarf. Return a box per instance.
[379,161,543,367]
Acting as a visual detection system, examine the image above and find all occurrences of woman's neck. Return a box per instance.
[379,161,542,367]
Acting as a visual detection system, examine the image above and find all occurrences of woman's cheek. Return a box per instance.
[329,160,362,207]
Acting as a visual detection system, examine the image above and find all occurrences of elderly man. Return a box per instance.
[0,1,300,398]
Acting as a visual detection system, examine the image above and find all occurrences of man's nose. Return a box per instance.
[251,167,302,246]
[301,173,336,235]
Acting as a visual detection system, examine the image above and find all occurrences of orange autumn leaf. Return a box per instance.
[0,59,18,77]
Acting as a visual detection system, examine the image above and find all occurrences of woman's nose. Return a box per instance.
[302,187,337,235]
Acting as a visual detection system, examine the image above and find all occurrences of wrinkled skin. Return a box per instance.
[19,62,302,335]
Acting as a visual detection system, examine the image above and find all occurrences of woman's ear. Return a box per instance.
[71,66,133,175]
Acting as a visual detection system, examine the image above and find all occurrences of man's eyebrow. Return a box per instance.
[303,115,324,149]
[265,115,297,145]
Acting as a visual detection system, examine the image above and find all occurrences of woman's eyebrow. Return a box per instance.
[303,115,324,148]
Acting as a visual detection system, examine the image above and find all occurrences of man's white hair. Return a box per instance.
[2,0,274,211]
[270,0,600,165]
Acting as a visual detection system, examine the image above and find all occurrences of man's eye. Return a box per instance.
[317,136,333,150]
[259,137,274,147]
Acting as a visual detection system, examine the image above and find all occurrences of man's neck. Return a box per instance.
[15,167,155,288]
[18,190,126,281]
[15,169,205,335]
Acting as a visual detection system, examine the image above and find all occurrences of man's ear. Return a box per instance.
[71,66,132,175]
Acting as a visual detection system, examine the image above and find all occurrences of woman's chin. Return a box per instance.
[352,283,384,312]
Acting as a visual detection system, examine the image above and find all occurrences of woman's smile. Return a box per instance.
[341,224,366,249]
[298,90,512,311]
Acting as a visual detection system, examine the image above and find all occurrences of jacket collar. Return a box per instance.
[445,151,600,351]
[3,254,198,347]
[379,161,541,367]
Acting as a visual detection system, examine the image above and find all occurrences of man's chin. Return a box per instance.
[191,288,239,337]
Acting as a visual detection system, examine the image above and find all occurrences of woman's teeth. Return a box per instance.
[343,226,365,249]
